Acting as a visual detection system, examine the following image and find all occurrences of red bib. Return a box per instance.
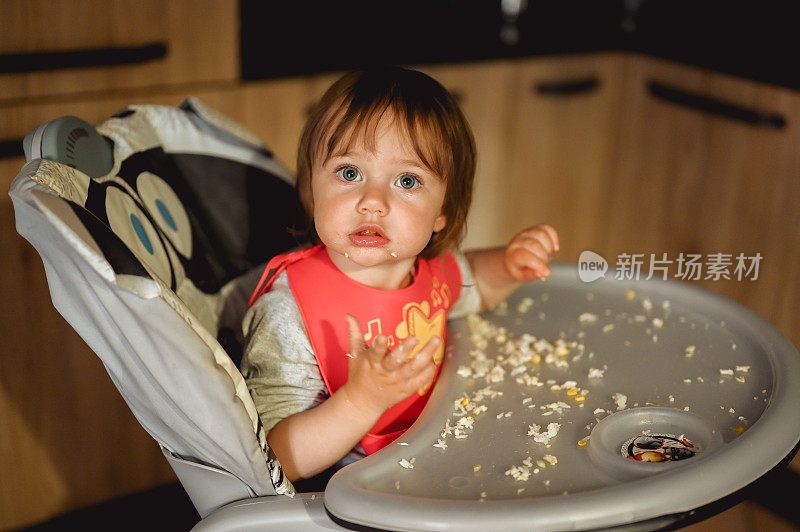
[250,244,462,454]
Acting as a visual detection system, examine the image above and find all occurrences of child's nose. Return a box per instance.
[357,184,389,216]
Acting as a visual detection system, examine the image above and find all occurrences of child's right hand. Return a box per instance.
[339,314,440,417]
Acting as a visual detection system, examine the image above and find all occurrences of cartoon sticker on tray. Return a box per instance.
[622,433,697,462]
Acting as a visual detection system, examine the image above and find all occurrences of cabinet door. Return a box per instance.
[0,0,238,100]
[497,53,625,258]
[609,54,800,349]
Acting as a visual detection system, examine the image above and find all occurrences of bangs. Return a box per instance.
[320,93,451,182]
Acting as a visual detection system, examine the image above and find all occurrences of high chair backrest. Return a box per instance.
[9,99,303,515]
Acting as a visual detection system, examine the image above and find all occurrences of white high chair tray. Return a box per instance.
[325,264,800,531]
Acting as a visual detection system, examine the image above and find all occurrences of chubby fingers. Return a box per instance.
[382,335,420,370]
[507,245,552,278]
[507,224,560,279]
[404,336,441,391]
[345,314,390,361]
[345,314,367,357]
[514,224,559,255]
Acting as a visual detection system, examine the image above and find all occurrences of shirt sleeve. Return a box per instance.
[448,250,483,319]
[240,271,328,432]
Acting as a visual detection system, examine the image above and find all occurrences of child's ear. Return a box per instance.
[433,211,447,233]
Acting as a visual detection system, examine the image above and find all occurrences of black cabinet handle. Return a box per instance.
[0,42,167,74]
[534,76,600,96]
[0,139,24,160]
[648,81,786,129]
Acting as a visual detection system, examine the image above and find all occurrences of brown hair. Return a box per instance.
[296,65,476,258]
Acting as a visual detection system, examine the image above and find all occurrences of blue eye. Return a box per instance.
[395,174,420,190]
[337,165,362,182]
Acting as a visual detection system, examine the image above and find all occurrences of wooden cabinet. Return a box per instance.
[487,54,624,255]
[608,54,800,349]
[0,0,238,101]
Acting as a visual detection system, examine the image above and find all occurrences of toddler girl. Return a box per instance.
[241,66,559,484]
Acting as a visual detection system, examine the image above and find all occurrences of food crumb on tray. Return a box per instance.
[399,458,416,469]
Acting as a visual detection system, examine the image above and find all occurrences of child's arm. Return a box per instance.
[466,224,560,310]
[267,315,440,481]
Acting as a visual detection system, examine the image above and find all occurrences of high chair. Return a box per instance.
[9,99,353,530]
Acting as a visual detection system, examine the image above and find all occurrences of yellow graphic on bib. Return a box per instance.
[395,300,446,395]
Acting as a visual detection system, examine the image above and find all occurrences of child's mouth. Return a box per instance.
[350,225,389,247]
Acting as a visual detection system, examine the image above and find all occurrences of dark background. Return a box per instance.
[241,0,797,91]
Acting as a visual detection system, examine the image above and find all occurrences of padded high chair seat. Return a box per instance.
[10,99,307,518]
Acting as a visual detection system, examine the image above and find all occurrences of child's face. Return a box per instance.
[310,115,447,276]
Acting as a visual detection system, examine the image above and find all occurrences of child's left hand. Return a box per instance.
[504,224,560,281]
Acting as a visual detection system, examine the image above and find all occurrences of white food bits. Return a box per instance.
[685,345,696,357]
[488,365,506,383]
[602,323,615,334]
[578,312,598,323]
[612,393,628,410]
[510,365,528,376]
[719,368,734,375]
[652,318,664,329]
[433,439,448,450]
[541,401,571,415]
[517,297,534,313]
[642,298,653,311]
[399,458,416,469]
[543,454,558,466]
[505,465,531,481]
[528,422,561,444]
[736,365,750,372]
[457,416,475,430]
[588,367,606,379]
